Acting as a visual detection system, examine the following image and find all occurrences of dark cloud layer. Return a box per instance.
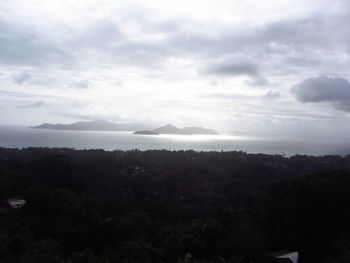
[202,55,269,86]
[293,76,350,112]
[1,10,350,74]
[204,57,259,77]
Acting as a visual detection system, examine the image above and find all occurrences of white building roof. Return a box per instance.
[276,251,298,263]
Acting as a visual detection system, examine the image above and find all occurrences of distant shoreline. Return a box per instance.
[0,126,349,156]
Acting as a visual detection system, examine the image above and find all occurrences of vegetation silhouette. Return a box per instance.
[1,147,350,262]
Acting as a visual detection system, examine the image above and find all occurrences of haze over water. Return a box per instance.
[1,125,350,156]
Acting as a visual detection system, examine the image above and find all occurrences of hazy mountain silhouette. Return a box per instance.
[33,121,218,135]
[33,120,149,131]
[134,124,218,135]
[133,130,159,135]
[153,124,187,134]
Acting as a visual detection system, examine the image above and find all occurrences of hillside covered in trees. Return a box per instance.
[1,148,350,262]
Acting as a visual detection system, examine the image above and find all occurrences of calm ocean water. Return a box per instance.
[0,125,350,156]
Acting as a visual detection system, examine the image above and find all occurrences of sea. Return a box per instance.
[0,125,350,156]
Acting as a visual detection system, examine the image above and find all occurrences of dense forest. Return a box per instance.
[1,147,350,263]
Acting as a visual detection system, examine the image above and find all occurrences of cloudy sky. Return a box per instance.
[1,0,350,137]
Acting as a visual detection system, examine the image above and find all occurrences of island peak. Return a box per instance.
[134,124,218,136]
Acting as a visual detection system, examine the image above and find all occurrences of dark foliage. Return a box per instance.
[1,147,350,262]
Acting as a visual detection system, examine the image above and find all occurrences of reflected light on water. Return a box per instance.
[1,126,350,156]
[158,134,256,141]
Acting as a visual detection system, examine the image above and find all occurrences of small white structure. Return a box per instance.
[270,251,299,263]
[6,199,26,209]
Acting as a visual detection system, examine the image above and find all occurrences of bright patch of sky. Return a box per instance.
[1,0,350,137]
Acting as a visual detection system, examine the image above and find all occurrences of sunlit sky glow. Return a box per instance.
[1,0,350,137]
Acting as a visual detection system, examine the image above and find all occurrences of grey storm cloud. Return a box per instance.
[202,55,270,86]
[292,76,350,112]
[204,56,259,76]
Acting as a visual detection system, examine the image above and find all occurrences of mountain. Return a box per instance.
[34,121,219,135]
[133,130,159,135]
[134,124,218,135]
[152,124,188,135]
[32,120,149,131]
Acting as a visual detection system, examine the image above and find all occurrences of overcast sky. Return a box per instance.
[1,0,350,137]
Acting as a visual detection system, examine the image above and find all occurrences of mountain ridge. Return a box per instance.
[33,121,219,135]
[134,124,218,135]
[32,120,150,131]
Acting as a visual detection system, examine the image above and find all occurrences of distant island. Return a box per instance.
[32,120,150,131]
[134,130,159,135]
[134,124,218,135]
[32,121,219,135]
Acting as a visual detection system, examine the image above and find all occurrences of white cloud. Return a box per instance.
[0,0,350,137]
